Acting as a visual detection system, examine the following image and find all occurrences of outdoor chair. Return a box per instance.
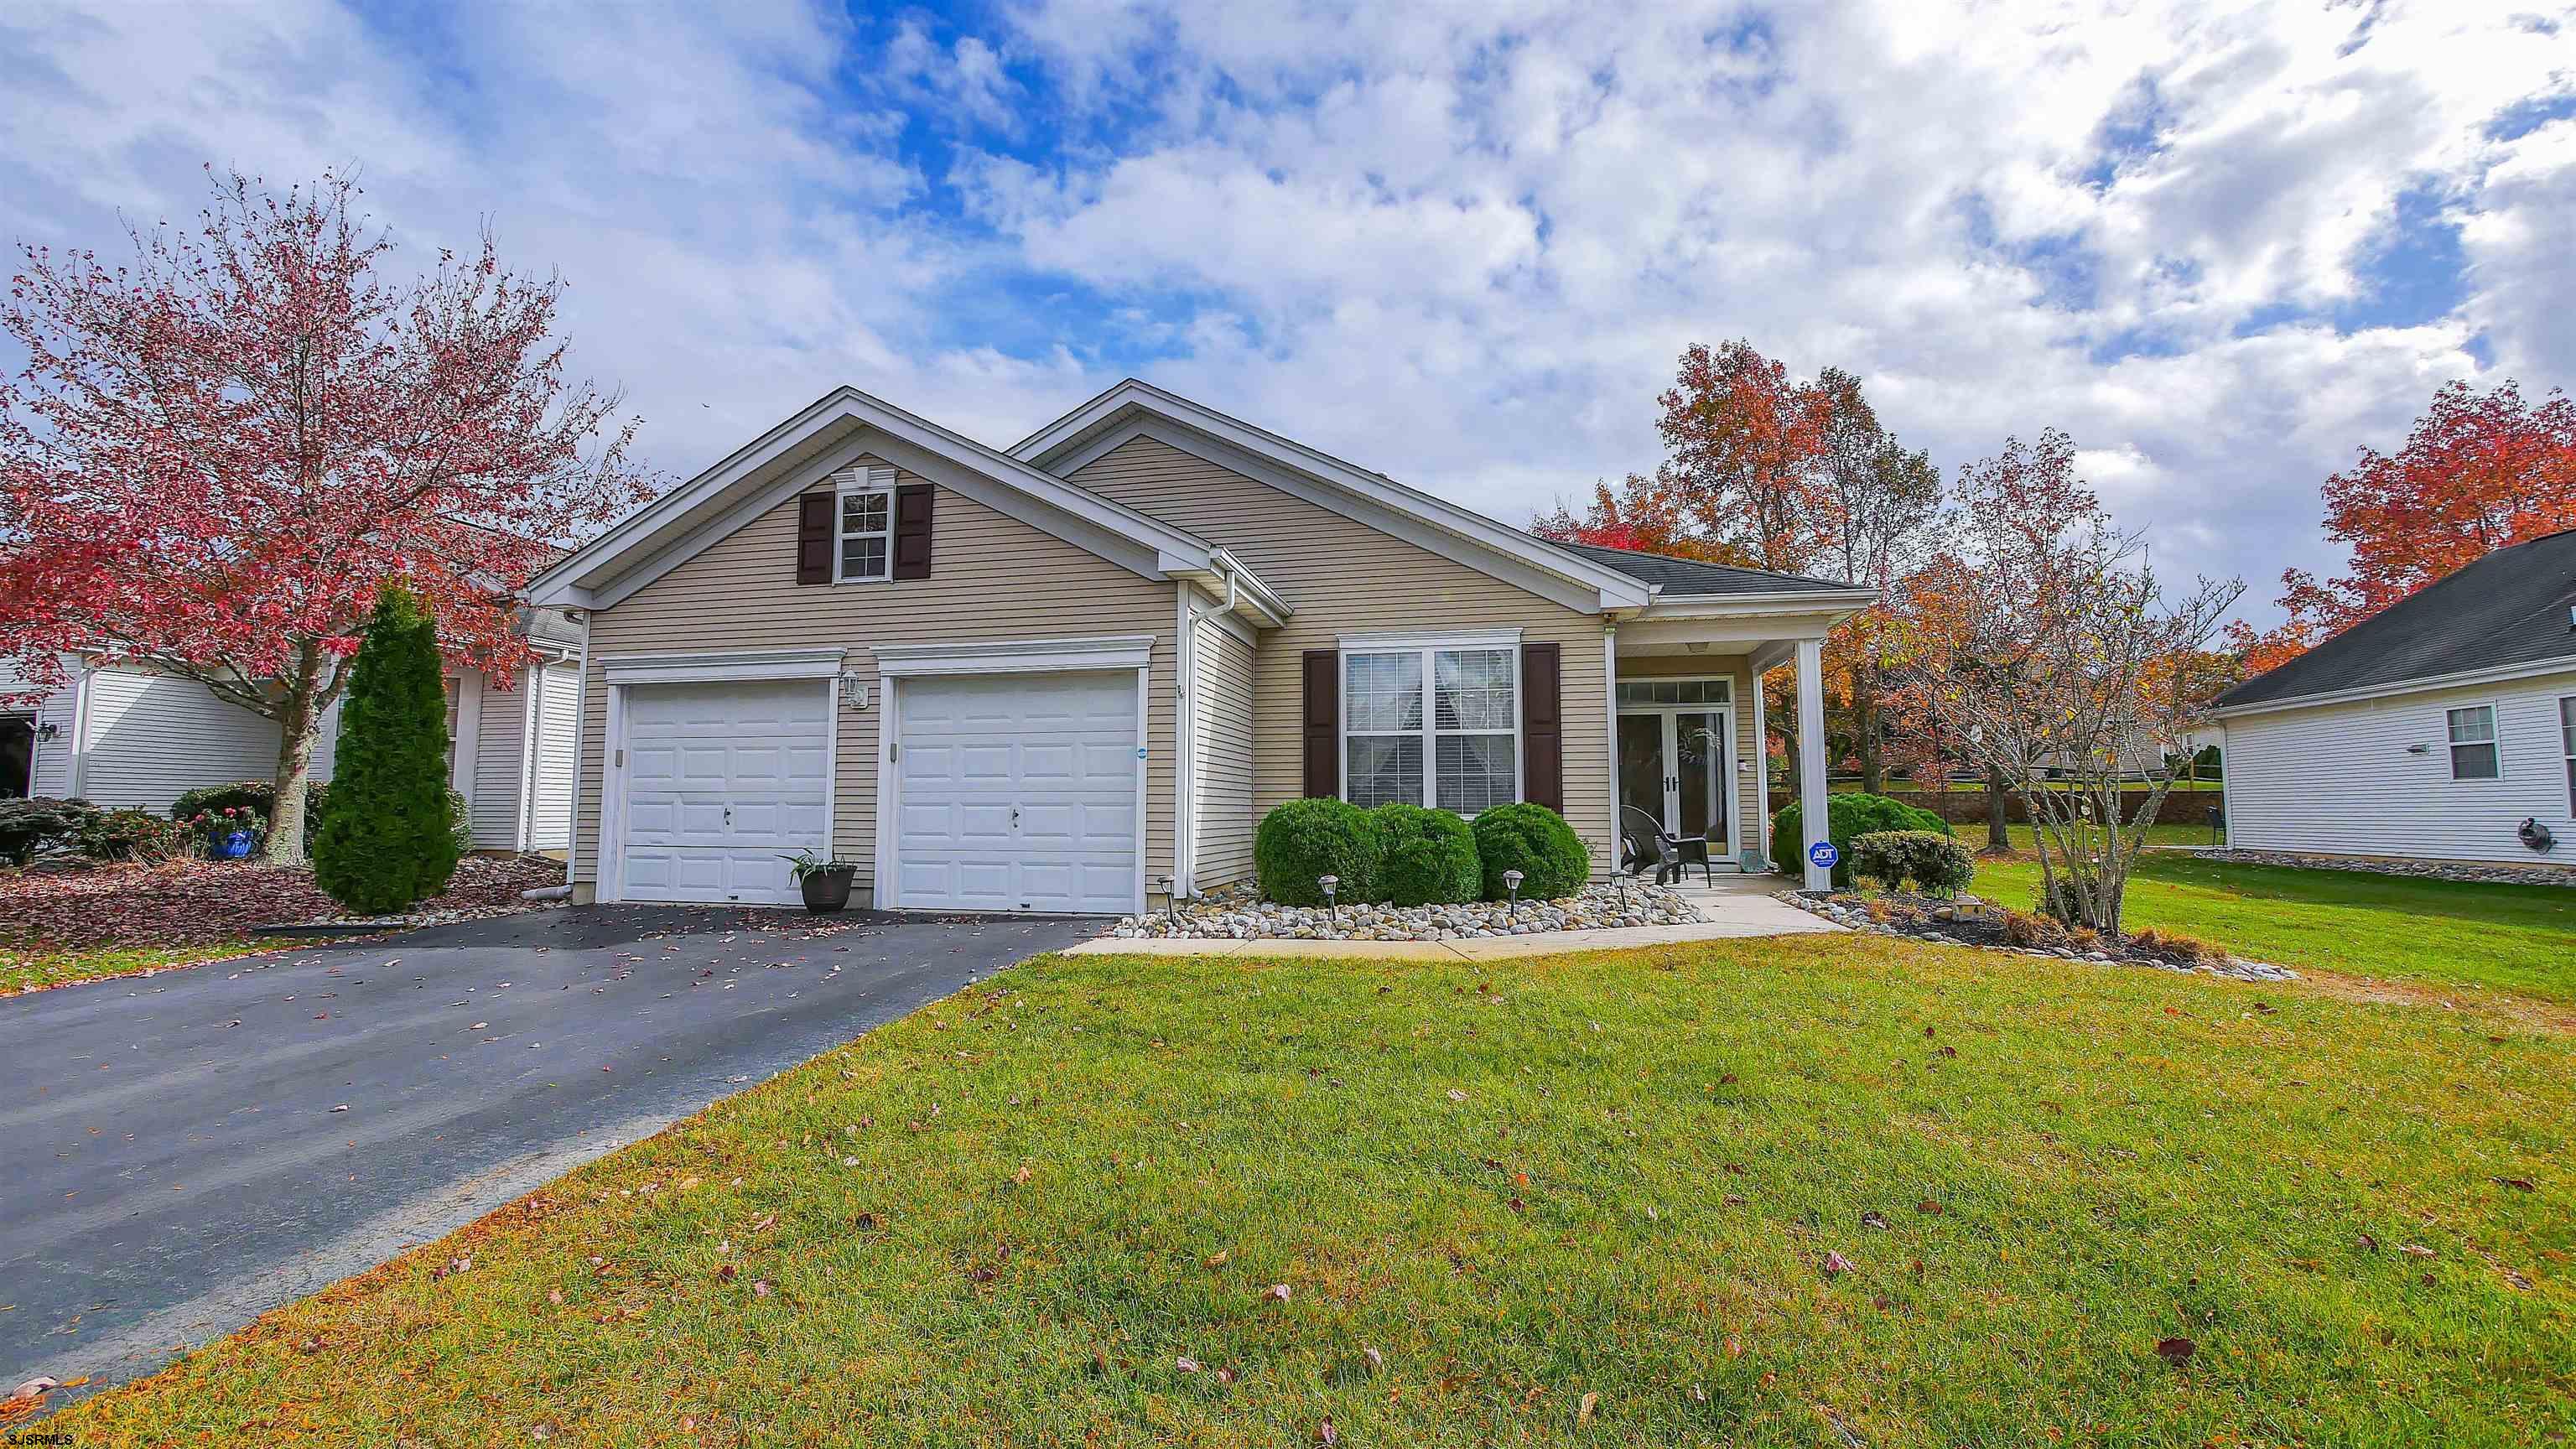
[1621,805,1715,886]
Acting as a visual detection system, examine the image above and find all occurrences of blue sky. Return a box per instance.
[4,0,2573,622]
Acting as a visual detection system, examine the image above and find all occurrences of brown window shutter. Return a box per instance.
[1520,641,1563,812]
[891,482,934,580]
[1301,649,1339,798]
[795,493,833,584]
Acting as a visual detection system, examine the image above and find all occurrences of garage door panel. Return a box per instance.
[618,678,829,906]
[892,670,1139,914]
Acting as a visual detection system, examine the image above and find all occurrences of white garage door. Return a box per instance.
[620,678,830,905]
[893,671,1139,914]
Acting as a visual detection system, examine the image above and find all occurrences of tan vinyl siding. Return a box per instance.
[574,455,1176,897]
[1617,652,1765,863]
[1190,615,1258,889]
[1069,435,1615,864]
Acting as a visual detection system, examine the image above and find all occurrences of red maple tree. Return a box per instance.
[2233,378,2576,672]
[1653,340,1841,574]
[0,169,657,860]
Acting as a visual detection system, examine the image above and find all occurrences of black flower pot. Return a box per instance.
[799,865,856,914]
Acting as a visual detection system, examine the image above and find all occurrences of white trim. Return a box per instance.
[597,681,630,902]
[1135,662,1150,913]
[1012,382,1657,610]
[450,670,484,805]
[1796,638,1831,891]
[830,464,898,584]
[819,676,840,872]
[1602,626,1621,859]
[871,634,1156,677]
[2212,653,2576,719]
[564,615,590,887]
[1751,660,1770,867]
[2560,693,2576,816]
[1174,584,1197,900]
[1337,627,1522,651]
[65,664,92,799]
[1337,637,1523,814]
[601,647,849,686]
[1633,589,1877,619]
[515,665,545,850]
[2444,701,2503,781]
[531,386,1226,608]
[1615,678,1743,870]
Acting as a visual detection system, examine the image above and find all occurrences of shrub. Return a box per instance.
[313,583,460,913]
[181,805,269,855]
[1770,792,1950,887]
[1371,803,1481,906]
[0,797,97,865]
[2037,875,2101,927]
[171,778,334,848]
[1469,802,1589,902]
[69,808,190,863]
[1254,797,1380,906]
[2129,926,2225,967]
[1849,829,1976,896]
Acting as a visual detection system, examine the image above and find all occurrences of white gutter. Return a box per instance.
[2210,652,2576,719]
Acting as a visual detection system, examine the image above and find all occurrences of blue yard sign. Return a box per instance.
[1807,840,1839,870]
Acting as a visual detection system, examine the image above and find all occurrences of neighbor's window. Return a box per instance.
[836,471,892,582]
[2561,696,2573,811]
[2446,704,2500,780]
[1344,645,1518,813]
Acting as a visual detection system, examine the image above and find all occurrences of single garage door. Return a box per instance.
[621,678,830,905]
[893,670,1139,914]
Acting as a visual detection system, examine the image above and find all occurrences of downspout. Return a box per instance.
[1173,584,1203,901]
[562,613,591,896]
[65,661,93,800]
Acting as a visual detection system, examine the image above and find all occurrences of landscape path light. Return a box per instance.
[1319,875,1339,930]
[1502,869,1524,917]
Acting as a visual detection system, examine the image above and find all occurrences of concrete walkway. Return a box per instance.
[1065,873,1839,961]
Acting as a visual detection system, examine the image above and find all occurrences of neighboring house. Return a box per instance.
[2210,527,2576,867]
[0,609,584,854]
[527,380,1876,911]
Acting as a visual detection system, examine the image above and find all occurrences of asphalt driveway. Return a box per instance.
[0,903,1098,1399]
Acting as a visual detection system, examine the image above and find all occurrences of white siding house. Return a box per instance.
[2211,527,2576,870]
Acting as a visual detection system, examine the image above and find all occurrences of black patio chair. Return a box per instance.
[1621,805,1715,886]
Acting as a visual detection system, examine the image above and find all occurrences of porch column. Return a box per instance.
[1795,636,1831,892]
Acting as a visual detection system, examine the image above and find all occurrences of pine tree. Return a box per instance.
[313,583,460,912]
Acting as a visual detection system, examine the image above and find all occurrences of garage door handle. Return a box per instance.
[1010,807,1021,828]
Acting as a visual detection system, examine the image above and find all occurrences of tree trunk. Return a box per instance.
[262,657,327,866]
[1982,767,2012,854]
[1856,662,1883,796]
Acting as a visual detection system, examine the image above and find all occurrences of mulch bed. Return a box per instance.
[0,854,566,953]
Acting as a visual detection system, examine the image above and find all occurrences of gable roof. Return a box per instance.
[528,387,1286,625]
[1550,541,1868,600]
[1011,379,1659,612]
[2214,527,2576,713]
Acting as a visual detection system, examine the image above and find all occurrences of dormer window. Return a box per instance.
[834,465,896,582]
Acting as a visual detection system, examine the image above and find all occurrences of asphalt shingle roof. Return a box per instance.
[2215,527,2576,709]
[1548,540,1866,597]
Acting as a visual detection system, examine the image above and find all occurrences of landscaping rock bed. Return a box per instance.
[1777,890,2297,983]
[2190,848,2573,888]
[1109,880,1700,942]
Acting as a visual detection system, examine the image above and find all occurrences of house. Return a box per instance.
[2210,527,2576,867]
[526,381,1877,911]
[0,609,584,854]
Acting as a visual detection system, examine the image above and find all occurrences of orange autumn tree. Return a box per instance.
[2233,378,2576,671]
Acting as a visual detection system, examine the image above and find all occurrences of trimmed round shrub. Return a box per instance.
[313,583,461,913]
[1849,829,1976,897]
[1371,803,1481,906]
[0,796,97,865]
[1254,797,1380,906]
[1469,802,1589,902]
[1769,792,1949,888]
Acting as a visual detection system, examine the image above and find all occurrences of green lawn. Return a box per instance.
[0,938,265,995]
[1971,850,2576,1004]
[60,937,2572,1446]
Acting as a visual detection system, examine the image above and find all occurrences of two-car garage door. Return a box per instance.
[615,669,1138,913]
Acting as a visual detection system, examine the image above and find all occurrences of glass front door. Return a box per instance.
[1617,707,1732,860]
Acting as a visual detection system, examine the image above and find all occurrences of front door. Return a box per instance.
[1617,706,1732,865]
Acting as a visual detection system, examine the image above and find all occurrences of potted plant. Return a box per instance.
[781,847,858,914]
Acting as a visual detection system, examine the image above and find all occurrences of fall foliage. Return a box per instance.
[2232,377,2576,672]
[0,169,657,860]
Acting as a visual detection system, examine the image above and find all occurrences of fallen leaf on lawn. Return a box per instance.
[1363,1347,1384,1374]
[548,1288,564,1305]
[2356,1233,2378,1251]
[1176,1356,1202,1373]
[2492,1176,2536,1192]
[1509,1197,1525,1213]
[2154,1337,2195,1366]
[717,1265,736,1281]
[1202,1250,1230,1268]
[1317,1420,1338,1446]
[1216,1365,1237,1384]
[752,1280,771,1298]
[1917,1200,1943,1215]
[1446,1089,1467,1103]
[1724,1335,1743,1358]
[1576,1391,1599,1426]
[1013,1166,1032,1185]
[1265,1282,1292,1303]
[1723,1193,1745,1207]
[2401,1244,2436,1258]
[1822,1251,1855,1278]
[1861,1210,1890,1231]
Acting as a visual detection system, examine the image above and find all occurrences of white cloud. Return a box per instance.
[2,0,2569,626]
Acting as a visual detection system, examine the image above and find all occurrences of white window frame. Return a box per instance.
[2560,695,2574,813]
[833,465,897,584]
[2444,702,2501,781]
[1337,628,1522,814]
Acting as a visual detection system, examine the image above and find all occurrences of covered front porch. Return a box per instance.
[1607,599,1858,893]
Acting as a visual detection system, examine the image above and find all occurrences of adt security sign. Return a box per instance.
[1806,840,1840,870]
